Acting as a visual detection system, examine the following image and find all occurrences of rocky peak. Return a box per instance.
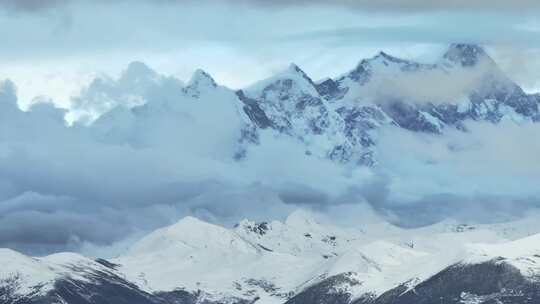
[375,51,411,64]
[188,69,217,90]
[286,63,316,85]
[235,219,271,236]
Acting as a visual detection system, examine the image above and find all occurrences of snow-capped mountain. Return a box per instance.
[3,43,540,304]
[76,43,540,167]
[2,211,540,304]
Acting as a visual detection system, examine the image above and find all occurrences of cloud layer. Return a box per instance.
[4,0,540,12]
[1,0,540,257]
[1,61,540,257]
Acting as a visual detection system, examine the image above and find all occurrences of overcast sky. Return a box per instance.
[1,0,540,107]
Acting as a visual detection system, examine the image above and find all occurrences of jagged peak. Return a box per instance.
[374,51,409,63]
[286,63,305,75]
[188,69,217,89]
[235,219,271,236]
[245,63,319,97]
[443,43,491,67]
[344,51,416,83]
[281,63,316,84]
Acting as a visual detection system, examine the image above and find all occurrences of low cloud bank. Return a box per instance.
[0,63,539,257]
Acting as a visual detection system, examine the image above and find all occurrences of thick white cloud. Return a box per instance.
[1,61,540,256]
[0,66,369,255]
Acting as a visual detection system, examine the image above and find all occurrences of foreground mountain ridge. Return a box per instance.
[2,210,540,304]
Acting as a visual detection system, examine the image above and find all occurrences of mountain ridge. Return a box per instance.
[2,212,540,304]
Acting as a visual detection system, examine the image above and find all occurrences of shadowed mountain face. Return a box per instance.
[368,261,540,304]
[286,261,540,304]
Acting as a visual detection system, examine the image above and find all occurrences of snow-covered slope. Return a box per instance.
[107,211,540,303]
[3,211,540,304]
[0,249,162,304]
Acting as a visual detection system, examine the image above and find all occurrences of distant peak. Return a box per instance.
[443,43,490,67]
[284,62,306,75]
[236,219,271,236]
[371,51,412,65]
[287,63,303,73]
[283,63,316,85]
[376,51,393,59]
[188,69,217,89]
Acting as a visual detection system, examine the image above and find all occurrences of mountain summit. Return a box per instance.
[443,43,491,67]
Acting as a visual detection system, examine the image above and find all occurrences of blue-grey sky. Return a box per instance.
[1,0,539,107]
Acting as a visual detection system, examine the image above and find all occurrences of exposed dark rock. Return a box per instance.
[285,273,361,304]
[356,260,540,304]
[94,258,120,270]
[236,90,274,129]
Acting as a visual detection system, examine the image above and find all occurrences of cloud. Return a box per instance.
[2,57,540,257]
[4,0,540,13]
[1,0,539,111]
[229,0,540,11]
[0,0,67,12]
[363,121,540,226]
[0,67,367,256]
[349,57,501,104]
[490,47,540,92]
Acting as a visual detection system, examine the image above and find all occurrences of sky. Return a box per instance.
[1,0,540,108]
[1,0,540,257]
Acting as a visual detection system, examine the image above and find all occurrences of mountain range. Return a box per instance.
[78,43,540,167]
[2,43,540,304]
[2,210,540,304]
